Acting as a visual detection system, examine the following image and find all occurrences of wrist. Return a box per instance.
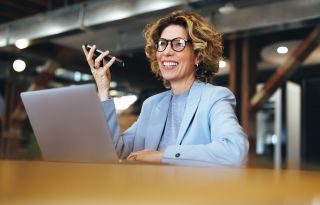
[98,88,110,101]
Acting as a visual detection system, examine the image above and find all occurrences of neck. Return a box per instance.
[170,76,195,95]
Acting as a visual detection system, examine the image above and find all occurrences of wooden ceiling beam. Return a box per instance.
[250,26,320,113]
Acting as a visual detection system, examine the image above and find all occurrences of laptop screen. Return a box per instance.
[21,84,119,163]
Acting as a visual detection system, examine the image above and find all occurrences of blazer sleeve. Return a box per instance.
[101,99,136,159]
[162,88,249,167]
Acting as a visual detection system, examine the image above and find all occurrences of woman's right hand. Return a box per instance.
[82,44,116,101]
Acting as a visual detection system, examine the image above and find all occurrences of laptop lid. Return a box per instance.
[21,84,119,163]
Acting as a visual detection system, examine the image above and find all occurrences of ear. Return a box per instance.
[195,58,200,66]
[195,52,200,65]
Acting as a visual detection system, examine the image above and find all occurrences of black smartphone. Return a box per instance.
[85,44,125,68]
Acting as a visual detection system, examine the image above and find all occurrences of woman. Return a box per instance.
[82,10,249,167]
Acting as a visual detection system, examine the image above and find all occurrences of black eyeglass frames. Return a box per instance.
[155,37,190,52]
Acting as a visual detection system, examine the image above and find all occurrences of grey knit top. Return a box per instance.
[158,88,190,151]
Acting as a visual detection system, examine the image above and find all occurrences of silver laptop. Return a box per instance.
[21,84,119,163]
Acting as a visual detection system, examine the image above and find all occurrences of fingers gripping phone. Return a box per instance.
[85,44,125,68]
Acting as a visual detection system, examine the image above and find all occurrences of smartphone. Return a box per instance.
[85,44,125,68]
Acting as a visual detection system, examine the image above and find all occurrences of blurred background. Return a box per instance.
[0,0,319,170]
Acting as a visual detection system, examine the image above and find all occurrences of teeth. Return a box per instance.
[163,62,178,66]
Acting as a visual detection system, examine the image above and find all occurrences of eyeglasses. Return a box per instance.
[155,37,190,52]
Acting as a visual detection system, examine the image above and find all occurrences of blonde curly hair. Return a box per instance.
[144,10,223,84]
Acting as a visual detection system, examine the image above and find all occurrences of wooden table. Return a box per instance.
[1,160,320,205]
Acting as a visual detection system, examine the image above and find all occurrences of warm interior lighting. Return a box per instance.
[114,95,138,113]
[219,60,227,68]
[277,46,288,54]
[15,39,30,49]
[109,90,119,96]
[13,59,26,72]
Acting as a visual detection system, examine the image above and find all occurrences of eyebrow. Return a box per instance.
[159,37,188,40]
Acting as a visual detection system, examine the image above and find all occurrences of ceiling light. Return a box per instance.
[74,71,81,82]
[15,39,30,49]
[13,59,26,72]
[218,3,237,14]
[81,73,93,81]
[219,60,227,68]
[110,81,117,88]
[277,46,288,54]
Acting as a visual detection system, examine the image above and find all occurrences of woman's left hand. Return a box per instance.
[127,150,163,163]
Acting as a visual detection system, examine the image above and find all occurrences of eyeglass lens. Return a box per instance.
[157,38,187,52]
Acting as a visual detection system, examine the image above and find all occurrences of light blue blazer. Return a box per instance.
[101,81,249,167]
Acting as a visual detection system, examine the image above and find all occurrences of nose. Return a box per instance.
[163,42,174,55]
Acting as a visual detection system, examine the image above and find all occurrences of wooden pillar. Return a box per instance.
[241,37,258,165]
[228,36,257,166]
[229,39,238,94]
[228,38,242,119]
[241,37,257,136]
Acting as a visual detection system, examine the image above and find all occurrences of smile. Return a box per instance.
[162,61,178,67]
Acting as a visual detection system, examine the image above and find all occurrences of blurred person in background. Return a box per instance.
[82,10,249,167]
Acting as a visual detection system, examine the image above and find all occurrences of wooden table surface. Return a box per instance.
[1,160,320,205]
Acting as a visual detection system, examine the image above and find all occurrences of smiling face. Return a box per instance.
[156,25,199,85]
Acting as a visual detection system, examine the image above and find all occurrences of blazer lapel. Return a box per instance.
[145,92,171,150]
[176,81,204,145]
